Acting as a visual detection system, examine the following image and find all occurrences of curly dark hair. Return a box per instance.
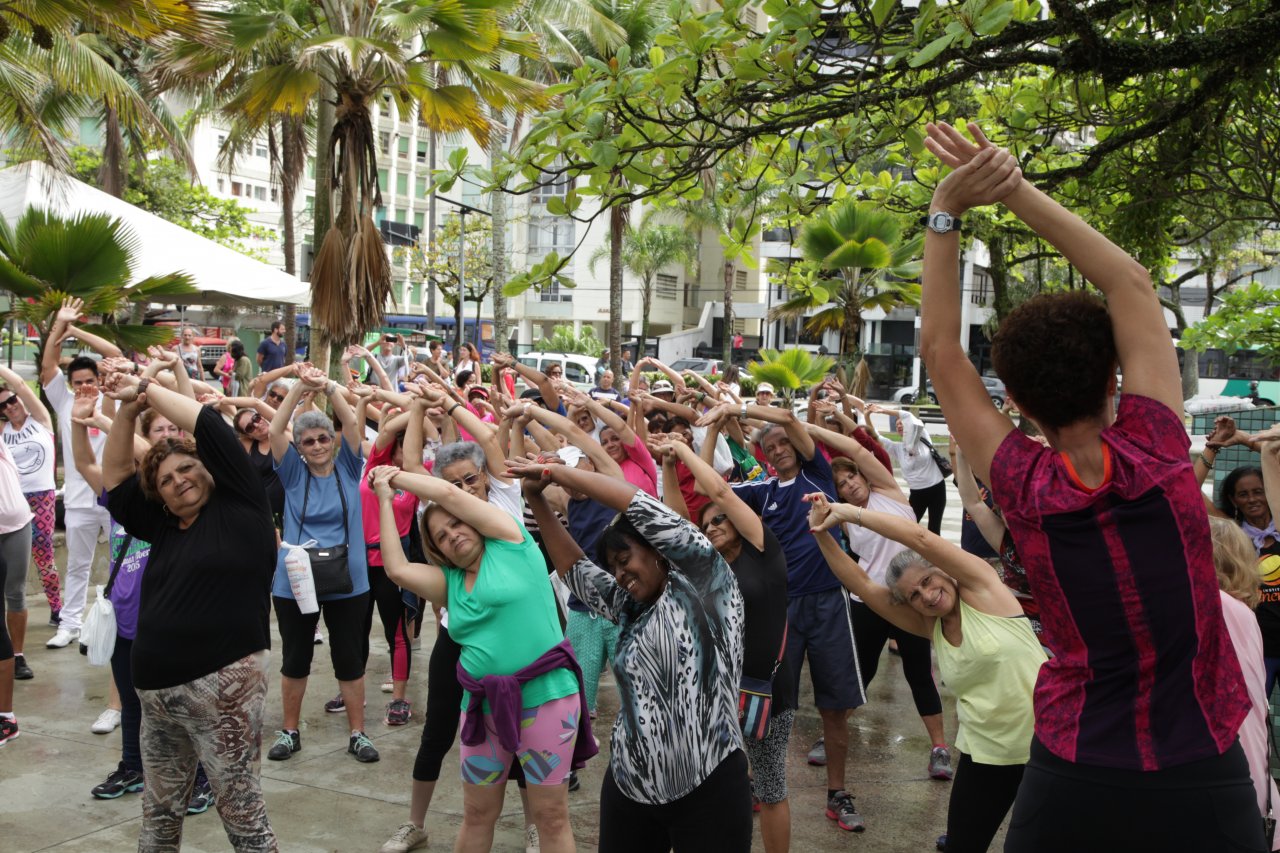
[1219,465,1264,521]
[991,291,1118,430]
[138,436,199,502]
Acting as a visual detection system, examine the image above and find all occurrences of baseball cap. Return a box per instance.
[651,379,674,394]
[756,382,775,395]
[557,445,585,467]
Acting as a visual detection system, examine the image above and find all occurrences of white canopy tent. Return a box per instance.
[0,160,310,307]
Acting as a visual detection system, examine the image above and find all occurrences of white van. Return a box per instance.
[517,351,600,389]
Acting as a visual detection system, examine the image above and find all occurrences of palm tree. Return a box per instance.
[588,211,695,346]
[746,348,834,405]
[769,200,922,363]
[0,208,195,368]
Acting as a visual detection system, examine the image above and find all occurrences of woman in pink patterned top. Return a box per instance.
[919,122,1262,852]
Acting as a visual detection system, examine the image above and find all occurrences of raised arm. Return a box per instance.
[70,395,106,494]
[492,352,560,414]
[806,422,905,501]
[810,523,931,638]
[657,448,691,520]
[41,297,83,386]
[706,400,816,461]
[523,401,623,478]
[101,386,144,491]
[65,324,123,359]
[369,468,447,605]
[382,467,522,543]
[269,379,310,462]
[668,437,763,550]
[250,362,300,399]
[1259,427,1280,528]
[951,444,1007,552]
[0,364,51,431]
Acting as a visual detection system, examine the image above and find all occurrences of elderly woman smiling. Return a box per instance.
[101,372,278,852]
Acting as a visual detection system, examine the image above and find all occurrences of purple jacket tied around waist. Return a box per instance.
[456,638,598,770]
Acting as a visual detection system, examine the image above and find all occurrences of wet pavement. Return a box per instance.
[3,483,980,852]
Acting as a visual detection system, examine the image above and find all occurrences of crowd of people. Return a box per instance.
[0,120,1277,853]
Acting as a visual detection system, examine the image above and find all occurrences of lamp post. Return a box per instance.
[435,196,490,349]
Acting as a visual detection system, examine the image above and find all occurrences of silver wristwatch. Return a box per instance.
[923,211,963,234]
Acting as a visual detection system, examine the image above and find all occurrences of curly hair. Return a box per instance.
[1219,465,1264,521]
[139,436,199,502]
[1209,517,1262,608]
[991,291,1118,430]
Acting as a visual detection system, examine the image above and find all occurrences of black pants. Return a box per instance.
[850,600,943,717]
[909,480,947,535]
[943,753,1022,853]
[598,749,752,853]
[111,636,144,774]
[1004,738,1266,853]
[273,593,370,681]
[411,624,525,787]
[362,563,412,682]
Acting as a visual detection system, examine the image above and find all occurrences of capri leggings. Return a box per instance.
[273,593,370,681]
[363,563,411,682]
[909,480,947,536]
[412,624,526,787]
[458,693,580,786]
[849,598,943,717]
[25,491,59,613]
[1,523,33,612]
[744,708,795,805]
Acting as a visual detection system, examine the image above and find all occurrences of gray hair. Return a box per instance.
[293,410,335,438]
[434,441,485,475]
[885,549,932,604]
[268,379,290,394]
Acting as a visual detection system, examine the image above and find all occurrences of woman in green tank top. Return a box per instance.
[805,492,1046,853]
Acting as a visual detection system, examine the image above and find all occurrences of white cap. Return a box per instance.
[651,379,675,394]
[756,382,775,395]
[557,445,585,467]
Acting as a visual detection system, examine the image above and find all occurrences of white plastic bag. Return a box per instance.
[81,584,117,667]
[282,540,319,614]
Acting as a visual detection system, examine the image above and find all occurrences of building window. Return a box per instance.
[380,132,391,153]
[216,177,225,193]
[216,134,227,150]
[734,269,748,291]
[270,187,279,203]
[415,176,428,199]
[540,281,572,303]
[396,208,408,223]
[307,157,316,179]
[396,173,408,196]
[398,136,410,158]
[231,181,243,197]
[971,267,992,305]
[528,215,575,256]
[254,144,269,159]
[656,273,678,300]
[417,141,428,163]
[414,211,425,230]
[531,168,571,203]
[378,169,389,192]
[305,196,315,212]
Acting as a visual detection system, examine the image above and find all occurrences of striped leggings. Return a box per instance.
[24,491,59,614]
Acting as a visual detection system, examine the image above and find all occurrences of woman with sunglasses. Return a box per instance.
[231,402,286,521]
[265,366,379,765]
[0,363,59,659]
[512,455,749,853]
[656,434,794,853]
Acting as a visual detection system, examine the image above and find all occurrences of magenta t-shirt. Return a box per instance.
[618,433,658,497]
[359,441,418,566]
[990,394,1248,771]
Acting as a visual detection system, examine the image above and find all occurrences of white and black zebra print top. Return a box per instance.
[566,490,745,805]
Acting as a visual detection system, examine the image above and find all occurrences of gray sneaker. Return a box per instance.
[807,737,826,766]
[267,729,300,761]
[380,822,428,853]
[928,746,954,781]
[825,790,865,832]
[350,731,380,763]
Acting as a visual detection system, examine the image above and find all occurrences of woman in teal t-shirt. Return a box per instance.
[369,465,583,853]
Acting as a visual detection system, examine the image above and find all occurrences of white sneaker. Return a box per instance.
[313,628,324,645]
[525,823,540,853]
[380,681,394,694]
[46,628,79,648]
[91,708,122,734]
[380,822,428,853]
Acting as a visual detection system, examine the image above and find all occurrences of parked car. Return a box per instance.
[517,351,600,389]
[668,357,724,376]
[151,321,229,378]
[893,376,1007,407]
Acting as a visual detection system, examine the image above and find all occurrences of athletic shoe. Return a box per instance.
[525,823,540,853]
[380,680,394,694]
[13,654,33,680]
[807,737,826,766]
[928,746,954,781]
[350,731,380,763]
[91,708,122,734]
[0,716,18,746]
[187,778,214,815]
[410,635,421,650]
[568,771,580,793]
[380,822,429,853]
[91,763,144,799]
[324,693,346,713]
[267,729,300,761]
[826,790,865,832]
[314,628,324,645]
[48,609,60,628]
[385,699,412,727]
[46,627,79,648]
[936,834,948,851]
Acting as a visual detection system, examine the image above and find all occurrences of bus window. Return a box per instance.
[1199,348,1226,379]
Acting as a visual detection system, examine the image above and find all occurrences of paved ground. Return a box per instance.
[4,470,981,852]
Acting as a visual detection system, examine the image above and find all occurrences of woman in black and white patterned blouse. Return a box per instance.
[510,455,749,852]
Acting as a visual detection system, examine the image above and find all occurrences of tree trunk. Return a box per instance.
[722,259,734,364]
[640,276,653,345]
[1204,249,1220,317]
[988,233,1013,323]
[609,198,624,376]
[100,102,125,198]
[311,86,336,381]
[279,116,301,364]
[489,106,509,355]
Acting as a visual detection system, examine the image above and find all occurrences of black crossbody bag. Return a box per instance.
[300,466,353,597]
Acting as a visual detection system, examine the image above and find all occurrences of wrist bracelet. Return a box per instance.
[325,380,337,396]
[1198,452,1215,468]
[136,378,151,397]
[740,402,748,420]
[447,402,462,416]
[857,506,864,526]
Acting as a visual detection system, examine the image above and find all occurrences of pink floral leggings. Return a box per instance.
[25,491,59,614]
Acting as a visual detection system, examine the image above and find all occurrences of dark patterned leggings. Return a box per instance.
[136,651,277,853]
[24,491,59,613]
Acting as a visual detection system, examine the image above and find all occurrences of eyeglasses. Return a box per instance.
[701,513,728,532]
[0,396,18,408]
[240,412,265,433]
[299,434,333,448]
[267,391,285,402]
[448,472,483,489]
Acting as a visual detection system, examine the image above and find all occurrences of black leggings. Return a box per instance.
[849,599,943,717]
[942,753,1023,853]
[598,749,752,853]
[909,479,947,535]
[273,593,370,681]
[362,563,412,682]
[411,624,525,787]
[1004,738,1266,853]
[111,636,144,774]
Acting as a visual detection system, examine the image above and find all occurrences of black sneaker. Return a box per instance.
[48,609,60,628]
[267,729,300,761]
[349,731,380,762]
[13,654,32,680]
[187,777,214,814]
[568,770,581,792]
[92,763,144,799]
[0,715,18,746]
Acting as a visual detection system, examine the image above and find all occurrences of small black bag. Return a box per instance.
[921,434,953,478]
[300,466,354,598]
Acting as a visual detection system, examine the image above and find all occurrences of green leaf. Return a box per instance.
[589,141,619,169]
[976,1,1015,35]
[909,31,954,67]
[871,0,898,27]
[545,195,567,216]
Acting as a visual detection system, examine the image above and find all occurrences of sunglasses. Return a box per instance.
[239,412,264,432]
[0,396,18,408]
[448,472,483,489]
[267,391,285,402]
[701,513,728,533]
[299,433,333,448]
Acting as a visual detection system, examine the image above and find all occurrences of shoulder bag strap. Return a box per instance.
[103,534,133,599]
[299,461,349,545]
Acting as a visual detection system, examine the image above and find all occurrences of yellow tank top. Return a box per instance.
[933,598,1046,765]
